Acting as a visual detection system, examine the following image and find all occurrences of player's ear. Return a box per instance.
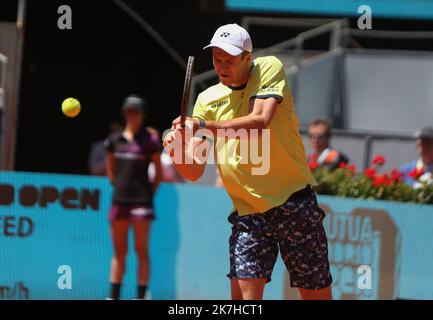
[243,51,252,64]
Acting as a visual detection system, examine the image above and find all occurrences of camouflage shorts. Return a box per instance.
[227,187,333,290]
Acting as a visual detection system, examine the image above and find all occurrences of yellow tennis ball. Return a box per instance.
[62,97,81,118]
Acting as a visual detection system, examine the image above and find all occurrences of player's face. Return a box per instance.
[124,109,144,127]
[309,124,330,152]
[212,48,250,86]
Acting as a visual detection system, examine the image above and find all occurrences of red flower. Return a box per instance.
[309,161,319,170]
[390,168,403,183]
[346,164,358,174]
[372,155,386,166]
[338,162,347,169]
[364,167,376,179]
[408,167,424,180]
[372,173,389,186]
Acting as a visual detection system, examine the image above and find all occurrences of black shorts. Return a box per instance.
[227,187,333,290]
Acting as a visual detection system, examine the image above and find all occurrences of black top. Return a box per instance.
[104,127,160,206]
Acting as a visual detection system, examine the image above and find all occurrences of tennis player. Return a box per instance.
[105,94,162,300]
[164,24,333,300]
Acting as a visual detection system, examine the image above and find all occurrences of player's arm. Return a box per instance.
[151,152,162,192]
[147,127,163,191]
[106,151,116,185]
[205,97,278,134]
[163,130,210,181]
[172,97,279,136]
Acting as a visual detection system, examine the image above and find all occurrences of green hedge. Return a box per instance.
[310,155,433,204]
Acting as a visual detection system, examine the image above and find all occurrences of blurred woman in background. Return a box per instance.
[104,94,162,300]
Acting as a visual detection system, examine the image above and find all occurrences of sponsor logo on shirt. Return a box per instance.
[211,99,228,108]
[259,85,279,94]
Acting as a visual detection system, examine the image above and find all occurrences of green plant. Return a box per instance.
[309,155,433,204]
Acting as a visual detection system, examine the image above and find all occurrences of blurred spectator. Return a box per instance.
[400,126,433,187]
[104,94,162,300]
[90,121,182,182]
[88,122,122,175]
[307,118,349,170]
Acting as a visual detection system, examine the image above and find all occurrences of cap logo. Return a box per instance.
[220,32,230,37]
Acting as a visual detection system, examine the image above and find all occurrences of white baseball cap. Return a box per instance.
[203,23,253,56]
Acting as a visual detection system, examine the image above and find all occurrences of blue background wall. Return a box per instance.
[0,172,432,299]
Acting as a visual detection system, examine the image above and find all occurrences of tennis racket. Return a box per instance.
[180,56,195,127]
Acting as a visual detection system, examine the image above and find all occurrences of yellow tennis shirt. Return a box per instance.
[192,56,316,215]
